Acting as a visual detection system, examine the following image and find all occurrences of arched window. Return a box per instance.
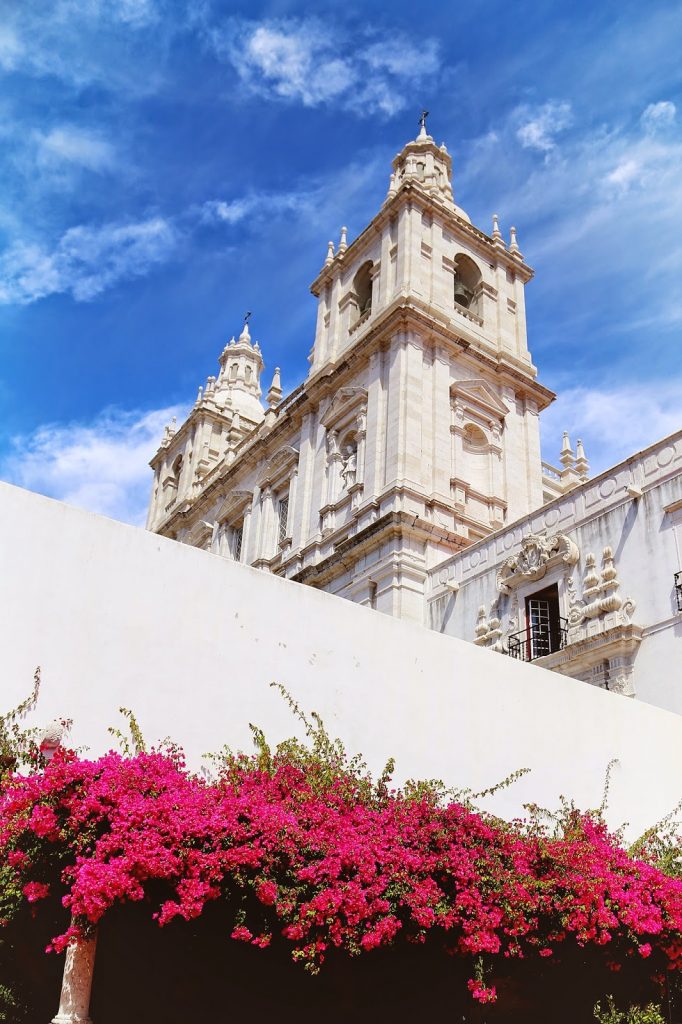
[461,424,489,494]
[462,423,488,452]
[353,261,373,319]
[230,362,238,380]
[245,365,252,383]
[453,253,482,313]
[171,453,183,486]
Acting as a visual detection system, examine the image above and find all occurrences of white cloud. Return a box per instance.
[641,100,677,133]
[603,157,642,195]
[200,189,316,226]
[515,101,573,153]
[0,1,170,94]
[459,102,682,337]
[540,382,682,475]
[209,18,441,118]
[0,25,23,70]
[0,178,333,307]
[35,126,117,172]
[0,216,177,304]
[1,405,185,526]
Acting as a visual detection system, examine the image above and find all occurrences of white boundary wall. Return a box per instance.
[1,481,681,837]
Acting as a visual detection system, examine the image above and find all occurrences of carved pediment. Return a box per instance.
[257,446,299,487]
[320,387,368,430]
[215,489,253,522]
[450,379,509,420]
[497,532,579,594]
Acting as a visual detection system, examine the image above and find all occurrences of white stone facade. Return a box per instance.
[146,121,682,713]
[429,430,682,713]
[147,123,554,623]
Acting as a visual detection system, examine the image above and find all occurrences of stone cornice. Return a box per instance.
[535,623,643,674]
[291,510,465,588]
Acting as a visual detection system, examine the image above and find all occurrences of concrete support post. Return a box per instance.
[52,931,98,1024]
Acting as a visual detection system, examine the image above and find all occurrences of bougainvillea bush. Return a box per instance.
[1,686,680,1021]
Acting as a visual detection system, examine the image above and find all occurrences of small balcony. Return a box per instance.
[675,571,682,612]
[506,617,568,663]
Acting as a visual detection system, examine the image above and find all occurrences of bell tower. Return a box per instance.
[307,116,554,537]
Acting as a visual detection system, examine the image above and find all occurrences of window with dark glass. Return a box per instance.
[507,584,566,662]
[277,495,289,544]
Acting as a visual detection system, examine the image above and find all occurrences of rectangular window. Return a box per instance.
[507,583,566,662]
[232,525,243,562]
[277,495,289,545]
[524,584,563,660]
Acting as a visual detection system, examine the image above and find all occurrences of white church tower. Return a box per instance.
[147,117,555,622]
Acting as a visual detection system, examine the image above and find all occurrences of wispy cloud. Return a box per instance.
[208,18,440,117]
[35,125,117,172]
[641,100,677,133]
[458,98,682,347]
[0,25,23,71]
[199,189,317,226]
[0,162,384,307]
[1,405,184,526]
[540,381,682,474]
[515,101,573,154]
[0,216,177,304]
[0,0,170,94]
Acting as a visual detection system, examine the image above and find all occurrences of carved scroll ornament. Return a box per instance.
[496,532,579,595]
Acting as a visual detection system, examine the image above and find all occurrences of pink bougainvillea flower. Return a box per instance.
[23,881,50,902]
[0,742,680,1004]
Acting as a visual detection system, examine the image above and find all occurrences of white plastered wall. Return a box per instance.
[1,481,681,839]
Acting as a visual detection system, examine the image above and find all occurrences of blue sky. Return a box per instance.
[1,0,681,525]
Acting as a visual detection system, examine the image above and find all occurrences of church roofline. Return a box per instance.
[149,405,233,470]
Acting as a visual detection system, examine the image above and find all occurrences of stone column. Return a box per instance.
[260,485,274,558]
[241,502,253,562]
[356,408,367,486]
[287,468,299,547]
[52,931,98,1024]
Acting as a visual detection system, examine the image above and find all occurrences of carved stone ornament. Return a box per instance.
[567,546,636,631]
[496,531,579,595]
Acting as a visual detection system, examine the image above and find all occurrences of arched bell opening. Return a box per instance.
[453,253,482,314]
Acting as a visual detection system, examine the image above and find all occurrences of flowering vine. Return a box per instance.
[0,689,680,1009]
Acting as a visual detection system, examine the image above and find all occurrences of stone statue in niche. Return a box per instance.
[341,445,357,489]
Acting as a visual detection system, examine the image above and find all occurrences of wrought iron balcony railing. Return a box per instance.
[506,617,568,663]
[675,571,682,612]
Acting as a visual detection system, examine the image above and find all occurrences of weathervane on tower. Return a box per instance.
[418,110,429,137]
